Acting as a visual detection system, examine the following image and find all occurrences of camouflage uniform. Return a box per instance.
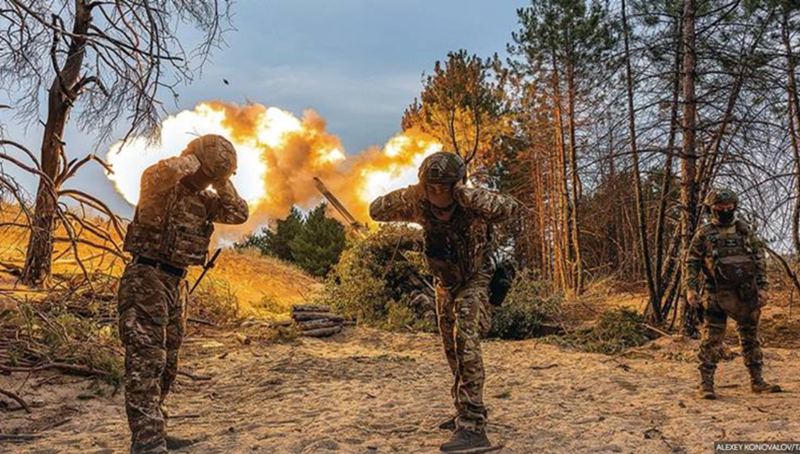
[370,182,519,432]
[118,135,248,454]
[685,188,779,398]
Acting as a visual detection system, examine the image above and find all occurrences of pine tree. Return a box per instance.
[289,204,346,277]
[266,207,305,261]
[235,206,304,261]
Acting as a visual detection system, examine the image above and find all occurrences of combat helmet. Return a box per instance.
[705,187,739,225]
[418,151,466,184]
[182,134,237,181]
[704,188,739,208]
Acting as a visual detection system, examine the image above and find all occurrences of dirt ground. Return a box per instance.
[1,325,798,454]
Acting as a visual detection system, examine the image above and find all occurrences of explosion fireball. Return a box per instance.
[106,102,441,237]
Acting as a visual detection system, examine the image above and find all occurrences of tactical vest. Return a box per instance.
[704,221,758,293]
[124,184,215,268]
[422,204,490,288]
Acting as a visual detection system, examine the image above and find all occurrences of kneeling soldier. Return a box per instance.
[685,188,781,400]
[118,135,249,453]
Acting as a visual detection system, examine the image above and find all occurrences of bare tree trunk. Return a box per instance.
[608,128,620,271]
[551,56,574,292]
[566,63,584,294]
[782,7,800,257]
[656,11,683,319]
[21,0,92,287]
[680,0,700,336]
[622,0,660,321]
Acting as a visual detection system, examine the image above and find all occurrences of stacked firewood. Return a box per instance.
[291,305,347,338]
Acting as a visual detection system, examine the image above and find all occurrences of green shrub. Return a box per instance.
[488,270,562,340]
[551,307,659,354]
[317,225,435,331]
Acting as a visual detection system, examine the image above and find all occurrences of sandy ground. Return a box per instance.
[1,327,799,454]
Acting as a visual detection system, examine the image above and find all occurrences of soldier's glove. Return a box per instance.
[686,289,700,309]
[212,177,232,191]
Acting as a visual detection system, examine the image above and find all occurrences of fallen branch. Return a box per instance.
[188,317,214,326]
[177,370,212,381]
[0,434,40,442]
[643,323,672,337]
[0,386,31,413]
[0,362,107,378]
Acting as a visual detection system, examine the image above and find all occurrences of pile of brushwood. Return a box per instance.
[488,270,564,340]
[0,271,247,400]
[548,307,661,354]
[0,274,125,393]
[318,225,438,332]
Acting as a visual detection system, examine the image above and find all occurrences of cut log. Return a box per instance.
[291,305,331,313]
[292,312,344,322]
[302,326,342,338]
[297,319,340,331]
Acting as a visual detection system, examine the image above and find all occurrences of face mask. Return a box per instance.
[713,209,735,225]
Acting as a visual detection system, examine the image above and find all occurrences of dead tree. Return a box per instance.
[0,0,232,287]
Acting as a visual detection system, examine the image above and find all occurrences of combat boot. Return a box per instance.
[165,435,198,451]
[698,368,716,400]
[440,427,491,453]
[748,366,782,394]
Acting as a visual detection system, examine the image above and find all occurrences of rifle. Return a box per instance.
[190,248,222,295]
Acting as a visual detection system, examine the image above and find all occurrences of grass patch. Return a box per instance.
[190,276,243,328]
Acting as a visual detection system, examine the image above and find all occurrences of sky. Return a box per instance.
[0,0,528,217]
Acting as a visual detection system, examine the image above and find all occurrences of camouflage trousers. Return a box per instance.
[698,288,763,373]
[117,263,187,454]
[435,268,492,432]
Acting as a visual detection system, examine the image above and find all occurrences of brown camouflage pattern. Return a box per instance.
[370,182,519,431]
[118,263,185,454]
[698,289,763,373]
[123,154,249,267]
[685,219,767,294]
[183,134,238,181]
[436,267,492,431]
[119,152,248,454]
[685,218,767,376]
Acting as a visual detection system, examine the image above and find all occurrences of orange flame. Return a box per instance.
[106,101,440,238]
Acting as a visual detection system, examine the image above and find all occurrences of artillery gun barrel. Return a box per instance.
[313,177,368,235]
[313,177,434,292]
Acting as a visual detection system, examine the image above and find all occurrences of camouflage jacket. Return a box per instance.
[369,184,520,287]
[684,219,768,293]
[123,154,249,268]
